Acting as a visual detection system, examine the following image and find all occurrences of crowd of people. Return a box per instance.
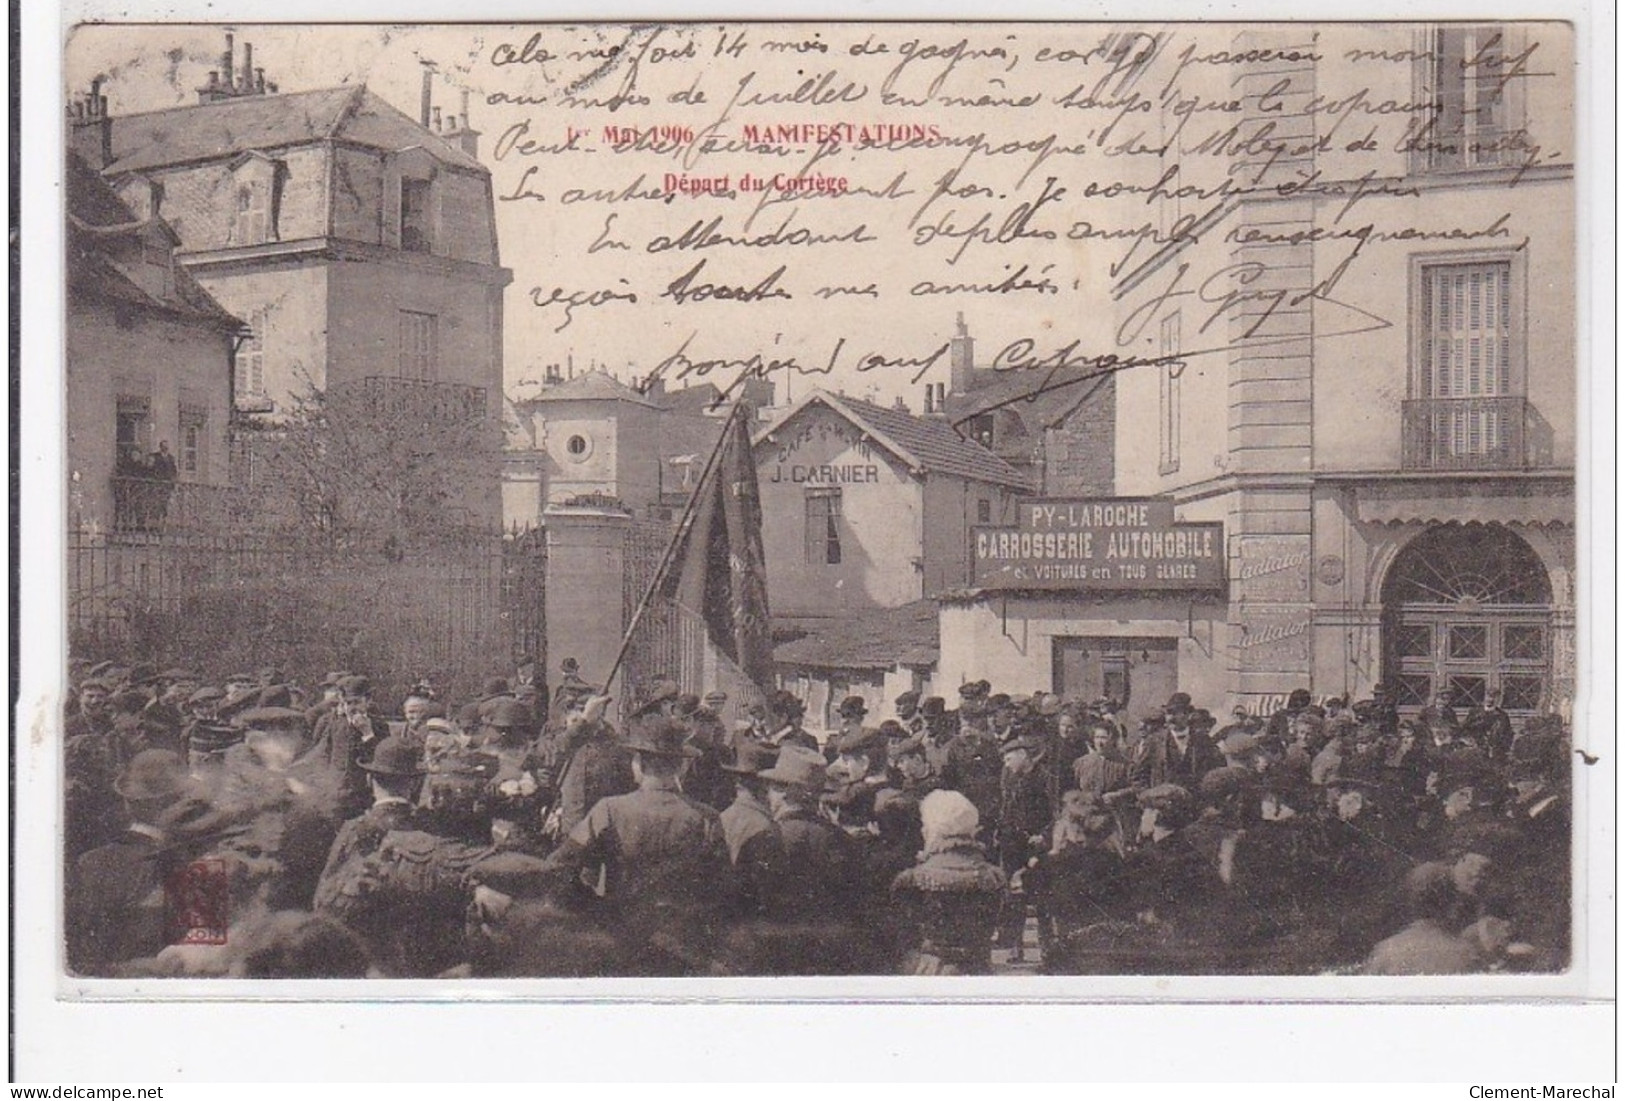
[63,657,1573,979]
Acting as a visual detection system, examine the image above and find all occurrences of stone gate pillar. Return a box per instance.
[543,502,630,700]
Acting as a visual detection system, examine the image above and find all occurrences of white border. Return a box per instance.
[15,0,1617,1081]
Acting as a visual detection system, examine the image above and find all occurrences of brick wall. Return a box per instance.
[1041,373,1115,495]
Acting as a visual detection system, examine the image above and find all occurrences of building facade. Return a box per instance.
[70,36,511,527]
[753,390,1032,619]
[66,148,241,535]
[941,24,1575,720]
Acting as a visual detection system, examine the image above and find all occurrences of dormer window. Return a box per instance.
[400,177,433,253]
[228,152,281,246]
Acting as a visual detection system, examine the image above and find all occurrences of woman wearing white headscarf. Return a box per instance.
[888,789,1008,975]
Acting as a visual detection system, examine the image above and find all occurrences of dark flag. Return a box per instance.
[663,403,775,693]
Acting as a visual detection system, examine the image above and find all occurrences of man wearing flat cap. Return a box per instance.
[538,690,633,841]
[825,724,890,832]
[767,689,818,753]
[539,717,733,975]
[918,696,955,776]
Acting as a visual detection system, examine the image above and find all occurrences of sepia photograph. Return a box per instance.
[44,14,1596,994]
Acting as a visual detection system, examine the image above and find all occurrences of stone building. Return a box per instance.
[753,389,1032,620]
[939,24,1576,721]
[68,35,511,526]
[65,148,241,535]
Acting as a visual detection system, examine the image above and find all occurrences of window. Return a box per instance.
[1423,26,1519,172]
[398,311,437,381]
[1421,261,1513,400]
[235,309,266,401]
[179,407,207,478]
[401,177,433,253]
[976,498,992,524]
[234,183,268,244]
[966,413,995,450]
[115,398,151,470]
[805,488,842,565]
[565,434,590,461]
[1158,313,1182,474]
[1411,259,1518,465]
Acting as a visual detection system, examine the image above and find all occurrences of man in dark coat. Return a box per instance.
[718,740,784,918]
[310,675,391,820]
[766,690,818,753]
[994,728,1051,961]
[539,692,634,841]
[66,749,194,974]
[539,718,733,975]
[1132,692,1223,790]
[938,710,1004,847]
[314,735,430,913]
[824,724,890,832]
[676,693,733,812]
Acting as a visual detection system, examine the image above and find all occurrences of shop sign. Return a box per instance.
[972,497,1224,592]
[1235,609,1314,668]
[1236,535,1312,601]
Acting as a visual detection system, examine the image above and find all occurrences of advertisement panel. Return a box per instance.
[972,498,1225,592]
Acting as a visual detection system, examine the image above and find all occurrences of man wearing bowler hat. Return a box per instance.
[831,695,872,754]
[539,717,732,975]
[1132,691,1223,790]
[320,675,392,819]
[313,735,428,914]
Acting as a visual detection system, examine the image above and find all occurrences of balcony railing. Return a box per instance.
[344,377,490,422]
[110,477,251,534]
[1401,396,1534,472]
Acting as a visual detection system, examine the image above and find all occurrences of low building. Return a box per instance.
[66,150,242,536]
[753,389,1032,619]
[774,599,939,735]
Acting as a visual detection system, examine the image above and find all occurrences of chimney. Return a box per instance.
[432,106,442,131]
[447,88,481,158]
[419,62,435,128]
[222,33,234,92]
[70,77,113,168]
[949,312,975,394]
[256,68,265,93]
[242,42,253,90]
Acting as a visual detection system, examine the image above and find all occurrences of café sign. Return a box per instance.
[973,498,1225,592]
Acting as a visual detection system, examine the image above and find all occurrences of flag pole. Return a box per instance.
[600,400,742,699]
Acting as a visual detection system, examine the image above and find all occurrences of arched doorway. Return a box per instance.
[1381,523,1553,716]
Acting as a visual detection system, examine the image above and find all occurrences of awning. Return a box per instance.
[1352,478,1574,528]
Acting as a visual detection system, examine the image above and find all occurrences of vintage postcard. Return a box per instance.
[24,11,1609,1023]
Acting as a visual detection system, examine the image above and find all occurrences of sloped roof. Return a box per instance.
[659,383,725,415]
[756,390,1032,490]
[515,371,661,409]
[103,85,485,175]
[774,599,939,671]
[944,364,1112,436]
[66,151,241,329]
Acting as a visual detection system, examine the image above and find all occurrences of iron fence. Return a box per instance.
[66,526,545,706]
